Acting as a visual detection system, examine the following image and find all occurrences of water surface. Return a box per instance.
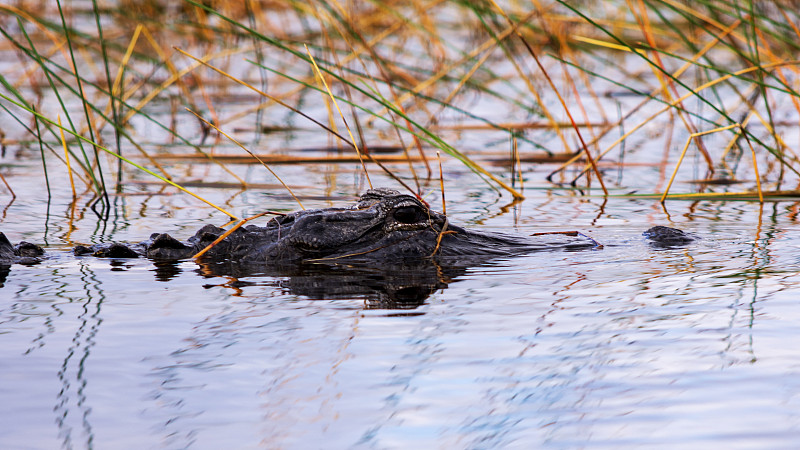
[3,186,800,448]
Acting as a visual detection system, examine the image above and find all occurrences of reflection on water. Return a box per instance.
[193,259,465,309]
[152,260,183,282]
[0,264,9,287]
[17,260,108,450]
[3,201,800,448]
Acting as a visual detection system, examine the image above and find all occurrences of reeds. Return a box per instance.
[2,0,800,215]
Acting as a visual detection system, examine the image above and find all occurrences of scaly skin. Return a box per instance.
[3,189,694,267]
[73,188,599,264]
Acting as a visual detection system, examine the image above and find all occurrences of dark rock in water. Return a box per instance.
[643,225,696,247]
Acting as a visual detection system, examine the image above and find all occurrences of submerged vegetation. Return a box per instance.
[3,0,800,218]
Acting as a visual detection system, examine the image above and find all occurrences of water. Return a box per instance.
[3,179,800,448]
[4,2,800,447]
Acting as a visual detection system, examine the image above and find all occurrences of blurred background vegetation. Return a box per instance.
[3,0,800,218]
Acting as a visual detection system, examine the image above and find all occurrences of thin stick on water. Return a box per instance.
[531,231,603,249]
[0,173,13,198]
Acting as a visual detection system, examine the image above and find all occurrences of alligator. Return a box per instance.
[1,188,696,266]
[74,188,610,263]
[0,188,696,306]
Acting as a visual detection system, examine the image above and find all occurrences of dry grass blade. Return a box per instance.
[429,220,455,258]
[192,210,282,260]
[186,108,305,210]
[304,44,372,189]
[437,151,446,216]
[0,172,14,198]
[58,114,77,199]
[660,124,740,204]
[740,124,764,203]
[487,0,608,195]
[174,48,359,155]
[572,35,647,54]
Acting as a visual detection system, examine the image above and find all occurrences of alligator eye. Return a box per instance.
[393,206,423,224]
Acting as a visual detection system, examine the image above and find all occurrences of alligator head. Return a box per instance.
[121,188,596,264]
[243,187,452,261]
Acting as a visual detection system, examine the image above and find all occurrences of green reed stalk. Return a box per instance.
[555,0,795,171]
[0,91,237,219]
[9,19,95,179]
[56,0,109,218]
[33,106,52,199]
[0,18,206,163]
[91,0,123,187]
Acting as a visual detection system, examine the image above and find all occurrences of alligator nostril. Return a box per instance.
[393,206,422,224]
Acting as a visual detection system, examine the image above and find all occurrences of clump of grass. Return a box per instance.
[2,0,800,215]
